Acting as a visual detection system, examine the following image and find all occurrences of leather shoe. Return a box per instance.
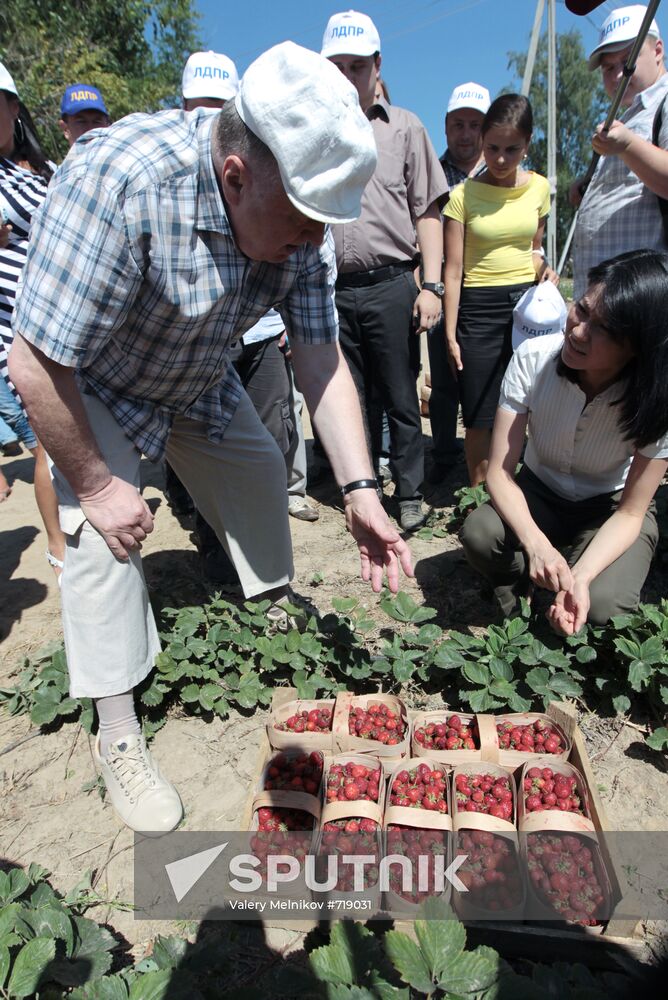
[399,498,428,532]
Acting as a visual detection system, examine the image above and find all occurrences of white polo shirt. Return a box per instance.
[499,333,668,501]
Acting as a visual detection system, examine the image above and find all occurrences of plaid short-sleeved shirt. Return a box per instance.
[12,109,338,461]
[573,73,668,299]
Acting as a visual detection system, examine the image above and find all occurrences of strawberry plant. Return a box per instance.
[454,772,514,821]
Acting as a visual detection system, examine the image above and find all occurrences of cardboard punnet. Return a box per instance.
[410,711,497,766]
[495,713,571,767]
[267,697,338,752]
[518,757,596,837]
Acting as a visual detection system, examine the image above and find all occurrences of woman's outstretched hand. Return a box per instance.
[547,579,590,636]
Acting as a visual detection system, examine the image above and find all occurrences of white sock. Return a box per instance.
[96,691,141,757]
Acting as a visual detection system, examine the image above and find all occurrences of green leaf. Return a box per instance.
[436,944,500,994]
[30,699,60,726]
[332,597,359,614]
[4,869,30,903]
[179,683,202,703]
[462,662,490,687]
[628,661,654,691]
[465,688,503,713]
[383,931,433,994]
[381,592,436,623]
[614,636,642,660]
[575,645,597,664]
[414,911,466,981]
[431,644,467,669]
[392,657,416,684]
[140,684,167,708]
[150,936,189,970]
[22,905,74,956]
[504,617,529,639]
[525,667,550,695]
[489,658,514,681]
[507,691,533,713]
[128,969,172,1000]
[547,674,583,698]
[416,624,443,645]
[70,977,129,1000]
[0,945,9,989]
[8,937,56,997]
[56,697,80,716]
[198,683,223,712]
[612,694,631,715]
[489,678,517,702]
[639,636,665,664]
[646,727,668,751]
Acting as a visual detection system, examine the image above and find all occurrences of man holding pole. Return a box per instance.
[571,4,668,297]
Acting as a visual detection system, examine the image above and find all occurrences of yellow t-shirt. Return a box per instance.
[444,172,551,287]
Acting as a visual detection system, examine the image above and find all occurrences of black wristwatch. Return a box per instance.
[422,281,445,297]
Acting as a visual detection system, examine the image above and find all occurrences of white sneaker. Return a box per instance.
[94,733,183,833]
[288,495,319,522]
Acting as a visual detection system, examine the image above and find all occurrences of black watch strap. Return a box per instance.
[422,281,444,296]
[340,479,379,497]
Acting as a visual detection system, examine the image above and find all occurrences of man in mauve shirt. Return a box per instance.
[321,10,447,532]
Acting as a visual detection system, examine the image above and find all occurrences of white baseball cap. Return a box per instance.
[235,41,377,225]
[447,82,491,115]
[588,5,661,70]
[182,51,239,101]
[0,61,18,97]
[512,283,568,351]
[321,10,381,58]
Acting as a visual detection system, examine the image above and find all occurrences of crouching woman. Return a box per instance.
[461,249,668,635]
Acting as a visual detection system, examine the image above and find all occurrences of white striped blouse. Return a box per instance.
[499,332,668,501]
[0,156,48,384]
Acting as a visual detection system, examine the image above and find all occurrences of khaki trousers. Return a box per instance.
[460,466,658,625]
[53,391,292,698]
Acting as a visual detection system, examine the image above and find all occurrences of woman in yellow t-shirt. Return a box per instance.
[443,93,558,485]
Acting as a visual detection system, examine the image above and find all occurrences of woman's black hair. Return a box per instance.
[482,93,533,141]
[1,91,53,183]
[558,248,668,448]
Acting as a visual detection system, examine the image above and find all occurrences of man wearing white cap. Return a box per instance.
[428,82,490,486]
[571,4,668,298]
[181,50,239,110]
[8,42,413,834]
[321,10,447,532]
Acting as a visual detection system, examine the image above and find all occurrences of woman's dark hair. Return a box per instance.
[559,248,668,448]
[482,93,533,141]
[1,91,53,183]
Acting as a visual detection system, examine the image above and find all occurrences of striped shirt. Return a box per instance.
[573,73,668,299]
[499,333,668,501]
[12,109,338,462]
[0,158,48,387]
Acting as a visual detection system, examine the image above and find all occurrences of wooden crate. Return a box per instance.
[238,696,645,960]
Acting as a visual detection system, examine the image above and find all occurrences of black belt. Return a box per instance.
[336,258,417,290]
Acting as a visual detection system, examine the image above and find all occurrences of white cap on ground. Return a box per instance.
[320,10,381,58]
[182,51,239,100]
[0,61,19,98]
[235,41,377,225]
[512,282,568,351]
[447,82,491,115]
[588,5,661,70]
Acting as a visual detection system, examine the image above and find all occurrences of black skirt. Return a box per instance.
[456,282,534,428]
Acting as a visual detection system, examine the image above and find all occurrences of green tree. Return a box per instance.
[506,29,607,269]
[0,0,200,163]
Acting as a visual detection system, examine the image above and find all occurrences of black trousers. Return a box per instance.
[336,271,423,500]
[229,335,293,458]
[426,317,460,464]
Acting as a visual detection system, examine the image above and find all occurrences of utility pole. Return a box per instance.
[546,0,558,266]
[522,0,546,96]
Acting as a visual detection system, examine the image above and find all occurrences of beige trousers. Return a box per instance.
[52,391,292,698]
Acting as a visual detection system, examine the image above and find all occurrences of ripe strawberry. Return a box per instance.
[527,832,605,925]
[497,719,565,754]
[454,772,514,823]
[523,770,584,815]
[414,714,479,751]
[274,706,333,734]
[263,751,323,795]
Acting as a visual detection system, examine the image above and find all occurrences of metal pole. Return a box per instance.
[557,0,662,274]
[546,0,557,266]
[522,0,546,96]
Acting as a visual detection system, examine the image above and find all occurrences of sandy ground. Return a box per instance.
[1,408,667,968]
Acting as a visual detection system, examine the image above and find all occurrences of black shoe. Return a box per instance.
[399,498,428,532]
[164,488,195,516]
[1,441,22,457]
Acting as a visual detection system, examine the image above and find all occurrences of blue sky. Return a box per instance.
[193,0,621,153]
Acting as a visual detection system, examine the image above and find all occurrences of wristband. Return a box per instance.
[340,479,378,497]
